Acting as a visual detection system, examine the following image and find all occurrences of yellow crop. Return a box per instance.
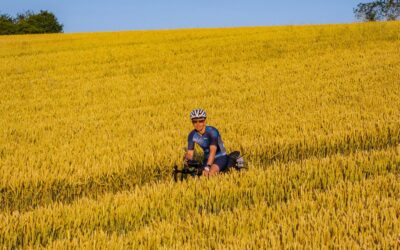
[0,21,399,248]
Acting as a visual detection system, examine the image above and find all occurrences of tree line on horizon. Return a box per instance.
[0,1,399,36]
[0,10,63,35]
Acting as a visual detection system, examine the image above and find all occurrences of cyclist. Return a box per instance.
[184,108,229,177]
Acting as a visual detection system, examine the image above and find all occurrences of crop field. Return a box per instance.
[0,21,400,248]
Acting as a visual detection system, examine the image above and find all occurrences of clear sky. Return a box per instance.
[2,1,362,33]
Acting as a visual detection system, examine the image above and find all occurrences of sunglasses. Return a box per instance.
[192,119,205,124]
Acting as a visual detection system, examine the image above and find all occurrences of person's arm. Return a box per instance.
[206,145,217,167]
[205,130,219,169]
[185,132,195,165]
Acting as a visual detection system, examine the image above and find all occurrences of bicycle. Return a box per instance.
[172,151,246,182]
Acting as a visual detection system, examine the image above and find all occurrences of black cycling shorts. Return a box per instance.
[213,155,229,172]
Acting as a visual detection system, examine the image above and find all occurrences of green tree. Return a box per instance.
[0,14,16,35]
[354,0,400,21]
[0,10,63,35]
[24,10,63,33]
[15,11,38,34]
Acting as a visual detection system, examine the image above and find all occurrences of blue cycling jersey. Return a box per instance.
[187,126,227,162]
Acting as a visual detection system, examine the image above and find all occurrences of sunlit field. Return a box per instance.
[0,21,399,248]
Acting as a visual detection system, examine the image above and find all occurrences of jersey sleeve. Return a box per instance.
[209,128,219,147]
[187,131,195,150]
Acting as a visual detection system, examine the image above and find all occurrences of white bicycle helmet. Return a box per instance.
[190,108,207,120]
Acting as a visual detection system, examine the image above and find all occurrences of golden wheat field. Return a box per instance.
[0,21,400,249]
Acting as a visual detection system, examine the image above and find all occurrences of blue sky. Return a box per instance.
[2,1,362,33]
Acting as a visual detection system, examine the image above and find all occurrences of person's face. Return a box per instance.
[192,118,206,132]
